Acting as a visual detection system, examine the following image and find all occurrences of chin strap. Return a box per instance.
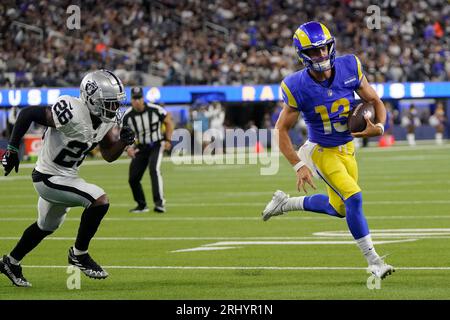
[311,59,332,72]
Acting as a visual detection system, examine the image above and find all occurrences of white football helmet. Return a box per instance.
[80,69,126,123]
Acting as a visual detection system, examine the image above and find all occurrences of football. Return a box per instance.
[348,102,376,133]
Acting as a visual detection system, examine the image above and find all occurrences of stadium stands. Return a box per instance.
[1,0,449,87]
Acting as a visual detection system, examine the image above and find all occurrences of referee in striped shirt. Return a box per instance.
[123,87,174,213]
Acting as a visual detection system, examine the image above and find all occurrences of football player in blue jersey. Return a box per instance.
[262,21,394,279]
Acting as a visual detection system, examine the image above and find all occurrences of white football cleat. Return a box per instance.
[367,262,395,279]
[262,190,289,221]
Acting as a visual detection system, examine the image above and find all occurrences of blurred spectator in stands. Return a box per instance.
[429,101,447,145]
[378,101,395,147]
[271,102,283,128]
[384,102,395,137]
[191,104,209,153]
[401,104,421,146]
[294,117,308,146]
[204,102,225,154]
[263,112,272,130]
[1,0,448,87]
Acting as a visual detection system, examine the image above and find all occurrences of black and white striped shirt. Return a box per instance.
[122,103,167,145]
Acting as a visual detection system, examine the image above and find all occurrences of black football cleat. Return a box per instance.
[154,206,166,213]
[68,247,108,279]
[129,205,149,213]
[0,255,32,287]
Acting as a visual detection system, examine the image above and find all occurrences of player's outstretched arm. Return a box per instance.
[275,104,303,165]
[99,126,135,162]
[275,104,316,193]
[2,106,55,176]
[353,76,387,138]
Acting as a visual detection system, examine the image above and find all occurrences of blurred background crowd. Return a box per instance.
[0,0,448,150]
[1,0,449,88]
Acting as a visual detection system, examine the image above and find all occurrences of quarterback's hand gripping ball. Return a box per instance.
[348,102,375,133]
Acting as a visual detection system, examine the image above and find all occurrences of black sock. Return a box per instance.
[75,203,109,251]
[10,222,53,261]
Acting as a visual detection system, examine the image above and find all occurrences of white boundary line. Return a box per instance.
[21,265,450,271]
[0,236,356,241]
[2,235,450,240]
[0,236,448,241]
[2,200,450,209]
[1,215,450,221]
[172,239,417,252]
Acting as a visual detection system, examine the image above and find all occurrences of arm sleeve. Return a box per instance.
[9,106,53,148]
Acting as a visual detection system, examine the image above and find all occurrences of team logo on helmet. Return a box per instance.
[85,80,99,96]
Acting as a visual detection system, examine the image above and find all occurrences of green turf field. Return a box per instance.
[1,143,450,300]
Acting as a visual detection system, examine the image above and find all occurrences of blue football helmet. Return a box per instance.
[293,21,336,72]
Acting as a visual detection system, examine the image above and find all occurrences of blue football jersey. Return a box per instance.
[281,54,364,147]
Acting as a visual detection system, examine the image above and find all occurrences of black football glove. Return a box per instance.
[119,126,135,145]
[2,145,20,176]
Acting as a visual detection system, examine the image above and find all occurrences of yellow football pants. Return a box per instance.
[311,141,361,216]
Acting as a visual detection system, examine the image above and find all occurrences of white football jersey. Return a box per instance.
[35,95,115,177]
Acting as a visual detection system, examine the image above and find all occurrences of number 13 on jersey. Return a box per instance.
[314,98,350,134]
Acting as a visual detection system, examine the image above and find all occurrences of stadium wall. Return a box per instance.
[1,82,450,106]
[0,83,449,148]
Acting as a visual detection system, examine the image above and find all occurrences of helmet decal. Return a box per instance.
[85,80,99,96]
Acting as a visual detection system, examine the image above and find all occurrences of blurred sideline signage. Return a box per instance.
[23,134,42,157]
[1,82,449,107]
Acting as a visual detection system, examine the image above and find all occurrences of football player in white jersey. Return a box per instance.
[0,70,135,287]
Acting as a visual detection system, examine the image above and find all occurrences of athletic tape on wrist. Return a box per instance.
[293,161,306,172]
[7,145,19,152]
[375,123,385,135]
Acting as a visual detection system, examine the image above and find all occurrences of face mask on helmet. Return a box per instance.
[96,94,126,123]
[299,42,335,72]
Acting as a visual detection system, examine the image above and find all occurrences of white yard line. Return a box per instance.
[1,215,450,221]
[171,239,417,252]
[20,265,450,271]
[2,199,450,209]
[203,240,415,246]
[314,229,450,238]
[0,236,351,241]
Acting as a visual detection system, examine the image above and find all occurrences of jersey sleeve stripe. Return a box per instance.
[354,55,363,81]
[281,81,298,108]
